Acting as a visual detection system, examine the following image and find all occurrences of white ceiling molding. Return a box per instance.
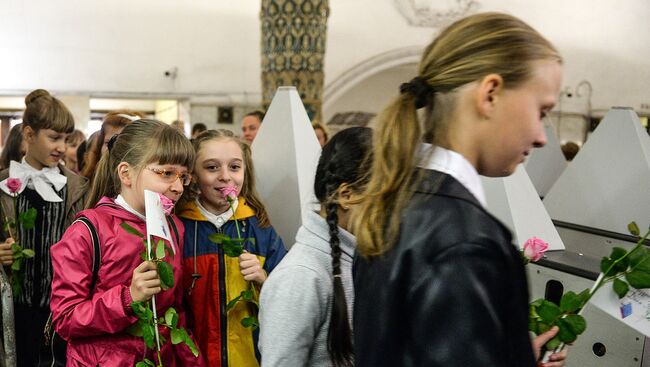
[394,0,480,28]
[323,46,421,111]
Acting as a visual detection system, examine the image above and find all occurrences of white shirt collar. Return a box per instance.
[196,198,238,229]
[115,194,146,220]
[0,159,67,202]
[417,144,486,207]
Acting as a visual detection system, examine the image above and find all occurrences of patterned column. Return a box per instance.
[260,0,329,121]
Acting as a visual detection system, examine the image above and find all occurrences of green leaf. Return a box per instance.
[530,298,544,307]
[240,316,259,330]
[241,289,254,301]
[630,248,650,272]
[181,329,199,357]
[19,208,37,230]
[164,307,177,328]
[226,294,243,313]
[140,251,148,261]
[545,336,561,350]
[560,291,583,313]
[564,314,587,335]
[628,222,641,236]
[610,247,627,261]
[156,240,165,260]
[557,318,578,343]
[157,261,174,290]
[21,249,35,258]
[120,222,145,238]
[604,247,630,273]
[145,359,155,367]
[537,300,561,323]
[142,323,155,349]
[171,328,183,344]
[600,257,617,276]
[536,322,551,335]
[208,233,231,244]
[222,241,244,258]
[136,362,150,367]
[130,302,153,320]
[10,243,22,252]
[613,278,630,299]
[577,289,591,304]
[11,258,22,271]
[626,270,650,289]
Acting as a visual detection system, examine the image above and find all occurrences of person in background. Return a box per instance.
[561,141,580,161]
[241,110,264,144]
[82,110,142,183]
[0,89,87,366]
[191,123,207,139]
[0,123,26,170]
[259,127,372,367]
[312,123,329,147]
[352,13,567,367]
[63,129,86,174]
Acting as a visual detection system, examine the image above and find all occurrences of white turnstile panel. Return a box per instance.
[251,86,321,247]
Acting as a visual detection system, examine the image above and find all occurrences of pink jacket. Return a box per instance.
[50,197,205,367]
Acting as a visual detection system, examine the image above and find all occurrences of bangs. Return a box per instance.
[143,125,195,169]
[26,99,75,134]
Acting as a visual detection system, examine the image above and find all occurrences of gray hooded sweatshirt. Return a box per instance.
[259,209,355,367]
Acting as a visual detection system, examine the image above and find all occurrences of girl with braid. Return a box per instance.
[259,127,373,367]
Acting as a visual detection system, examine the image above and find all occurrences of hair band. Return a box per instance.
[116,114,140,121]
[107,134,120,151]
[399,76,434,109]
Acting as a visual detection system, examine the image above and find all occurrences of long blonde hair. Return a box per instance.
[184,129,271,227]
[354,12,561,257]
[85,119,195,208]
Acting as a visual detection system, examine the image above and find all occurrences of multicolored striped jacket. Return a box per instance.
[178,198,286,367]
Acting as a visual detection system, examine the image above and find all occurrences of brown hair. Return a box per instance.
[184,129,271,227]
[85,119,195,208]
[0,123,25,170]
[22,89,75,134]
[82,110,143,180]
[354,12,561,257]
[65,129,86,145]
[312,123,329,143]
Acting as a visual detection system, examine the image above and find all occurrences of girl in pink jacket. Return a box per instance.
[50,119,205,366]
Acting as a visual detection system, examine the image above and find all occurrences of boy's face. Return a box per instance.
[24,127,68,169]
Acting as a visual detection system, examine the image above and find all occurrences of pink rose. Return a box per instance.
[6,178,22,194]
[219,185,239,202]
[158,193,175,216]
[523,237,549,262]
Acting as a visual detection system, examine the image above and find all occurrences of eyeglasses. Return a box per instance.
[146,167,192,186]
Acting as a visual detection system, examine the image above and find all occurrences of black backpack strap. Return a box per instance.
[74,216,101,290]
[166,216,180,247]
[43,216,101,355]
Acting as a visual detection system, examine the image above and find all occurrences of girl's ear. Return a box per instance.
[23,125,36,144]
[336,183,354,210]
[117,162,133,187]
[475,73,504,119]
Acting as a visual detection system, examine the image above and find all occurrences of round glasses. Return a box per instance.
[146,167,192,186]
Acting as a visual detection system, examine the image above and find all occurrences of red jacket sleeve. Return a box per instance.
[50,220,137,340]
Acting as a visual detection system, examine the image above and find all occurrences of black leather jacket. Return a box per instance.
[353,170,536,367]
